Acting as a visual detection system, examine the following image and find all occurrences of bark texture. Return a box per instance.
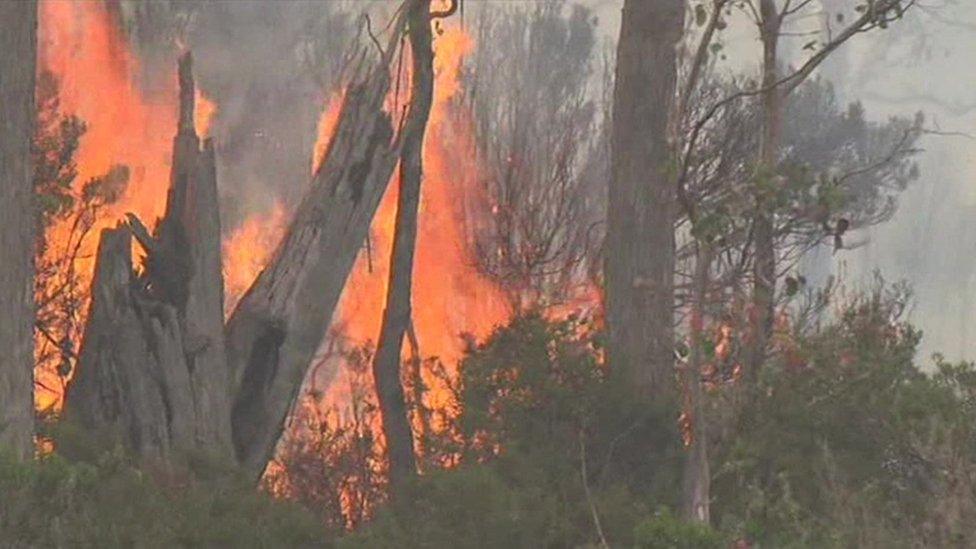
[0,0,38,460]
[224,41,403,477]
[372,0,434,487]
[68,54,232,460]
[605,0,684,397]
[682,243,712,524]
[66,3,418,478]
[744,0,784,384]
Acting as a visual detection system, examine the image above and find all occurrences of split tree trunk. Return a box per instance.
[371,0,434,488]
[66,1,423,479]
[605,0,684,398]
[68,54,232,461]
[0,0,38,460]
[224,27,407,477]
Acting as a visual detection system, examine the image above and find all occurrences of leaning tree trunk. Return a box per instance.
[67,54,233,461]
[371,0,434,488]
[0,0,38,461]
[605,0,684,398]
[224,21,409,477]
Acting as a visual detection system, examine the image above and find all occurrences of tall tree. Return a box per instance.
[605,0,684,397]
[743,0,915,382]
[0,0,38,460]
[371,0,436,488]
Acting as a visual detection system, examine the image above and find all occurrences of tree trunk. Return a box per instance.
[371,0,434,488]
[68,54,232,461]
[224,33,405,478]
[682,243,712,524]
[605,0,684,398]
[0,0,38,460]
[66,1,423,479]
[744,0,784,384]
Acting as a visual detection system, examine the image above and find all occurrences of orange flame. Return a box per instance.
[312,91,345,175]
[36,0,178,410]
[222,201,288,317]
[320,26,508,413]
[195,87,217,139]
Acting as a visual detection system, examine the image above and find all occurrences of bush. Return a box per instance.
[633,508,725,549]
[0,449,329,548]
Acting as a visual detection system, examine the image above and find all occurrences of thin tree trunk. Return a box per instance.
[683,242,712,524]
[371,0,434,488]
[744,0,784,385]
[0,0,38,460]
[606,0,684,399]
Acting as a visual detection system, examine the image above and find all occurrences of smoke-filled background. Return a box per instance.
[586,0,976,362]
[114,0,976,361]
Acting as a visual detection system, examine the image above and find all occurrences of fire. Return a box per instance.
[36,2,510,430]
[40,1,174,225]
[195,87,217,139]
[222,201,288,317]
[36,0,177,410]
[319,26,509,409]
[312,91,345,175]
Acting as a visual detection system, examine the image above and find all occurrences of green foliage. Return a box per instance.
[33,70,86,231]
[342,312,684,547]
[0,449,328,548]
[634,508,726,549]
[339,465,570,549]
[712,281,976,547]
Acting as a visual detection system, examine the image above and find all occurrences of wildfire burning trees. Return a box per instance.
[4,0,943,544]
[30,0,521,491]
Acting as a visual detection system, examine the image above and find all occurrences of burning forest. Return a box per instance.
[3,0,976,547]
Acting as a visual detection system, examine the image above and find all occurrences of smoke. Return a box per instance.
[112,0,976,360]
[116,0,365,229]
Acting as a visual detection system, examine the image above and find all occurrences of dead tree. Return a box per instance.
[371,0,434,488]
[68,53,232,460]
[223,14,409,476]
[605,0,684,398]
[0,0,38,460]
[67,2,417,478]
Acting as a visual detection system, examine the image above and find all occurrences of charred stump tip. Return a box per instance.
[178,51,195,134]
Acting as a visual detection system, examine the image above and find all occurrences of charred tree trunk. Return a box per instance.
[0,0,38,460]
[682,243,712,524]
[224,30,406,477]
[67,54,232,461]
[605,0,684,398]
[744,0,784,385]
[67,1,425,478]
[371,0,434,488]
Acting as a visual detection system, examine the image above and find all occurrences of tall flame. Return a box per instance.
[36,0,178,410]
[40,1,175,224]
[321,27,509,411]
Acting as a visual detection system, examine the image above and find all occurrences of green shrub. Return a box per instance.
[0,450,329,548]
[633,508,725,549]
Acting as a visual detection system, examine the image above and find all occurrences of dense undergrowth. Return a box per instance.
[5,282,976,548]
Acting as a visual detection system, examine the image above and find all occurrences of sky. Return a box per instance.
[584,0,976,361]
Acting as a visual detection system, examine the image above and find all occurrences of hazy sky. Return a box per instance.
[459,0,976,360]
